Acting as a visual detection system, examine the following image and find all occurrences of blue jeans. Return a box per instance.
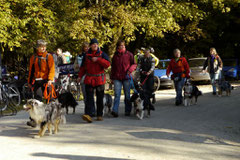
[112,80,132,114]
[210,72,221,93]
[174,78,186,102]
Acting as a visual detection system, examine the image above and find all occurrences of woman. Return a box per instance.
[202,47,223,95]
[166,49,190,106]
[110,40,137,117]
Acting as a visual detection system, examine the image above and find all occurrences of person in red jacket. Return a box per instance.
[110,40,137,117]
[166,49,190,106]
[78,38,110,122]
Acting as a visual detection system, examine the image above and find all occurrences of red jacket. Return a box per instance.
[111,50,137,80]
[166,57,190,78]
[78,48,110,87]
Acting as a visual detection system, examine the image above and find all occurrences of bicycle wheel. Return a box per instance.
[154,76,160,91]
[0,91,9,112]
[8,86,21,106]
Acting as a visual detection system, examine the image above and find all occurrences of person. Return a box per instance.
[56,48,67,65]
[110,40,137,117]
[50,52,60,80]
[166,49,190,106]
[78,38,110,123]
[73,42,94,114]
[27,39,55,127]
[136,48,156,110]
[202,47,223,95]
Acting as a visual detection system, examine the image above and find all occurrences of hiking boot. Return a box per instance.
[149,104,155,111]
[82,114,92,123]
[111,111,118,118]
[175,100,181,106]
[26,120,37,128]
[96,116,103,121]
[212,92,216,95]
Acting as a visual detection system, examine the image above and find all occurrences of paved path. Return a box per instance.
[0,84,240,160]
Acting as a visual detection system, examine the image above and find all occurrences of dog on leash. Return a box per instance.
[103,93,113,116]
[217,79,233,96]
[183,79,202,106]
[23,99,66,138]
[57,92,78,114]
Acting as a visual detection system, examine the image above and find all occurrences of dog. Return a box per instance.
[183,79,202,106]
[57,92,78,114]
[23,99,66,138]
[103,93,113,116]
[217,79,233,97]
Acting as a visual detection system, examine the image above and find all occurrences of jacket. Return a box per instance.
[166,57,190,78]
[28,51,55,84]
[78,48,110,87]
[111,50,137,80]
[203,55,223,74]
[136,55,156,78]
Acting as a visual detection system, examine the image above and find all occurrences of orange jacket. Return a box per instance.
[28,51,55,84]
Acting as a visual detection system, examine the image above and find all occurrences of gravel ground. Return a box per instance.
[0,83,239,160]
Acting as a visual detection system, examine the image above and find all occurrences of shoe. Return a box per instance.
[96,116,103,121]
[125,112,131,116]
[82,114,92,123]
[149,104,155,111]
[152,95,156,104]
[26,120,37,128]
[212,92,216,95]
[175,100,180,106]
[111,111,118,118]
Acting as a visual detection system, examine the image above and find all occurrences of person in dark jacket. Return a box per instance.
[110,40,137,117]
[202,47,223,95]
[136,48,156,110]
[166,49,190,106]
[78,38,110,123]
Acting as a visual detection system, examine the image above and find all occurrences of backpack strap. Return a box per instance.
[34,53,49,72]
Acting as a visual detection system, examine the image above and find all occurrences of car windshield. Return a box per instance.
[158,61,170,69]
[189,59,206,67]
[222,60,237,66]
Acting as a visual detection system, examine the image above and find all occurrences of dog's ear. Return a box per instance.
[130,93,139,102]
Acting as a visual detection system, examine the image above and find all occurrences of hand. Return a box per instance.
[146,72,151,75]
[202,70,206,73]
[92,57,98,62]
[167,74,170,78]
[77,77,82,83]
[48,81,52,86]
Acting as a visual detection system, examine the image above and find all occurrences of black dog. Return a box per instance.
[183,80,202,106]
[57,92,78,114]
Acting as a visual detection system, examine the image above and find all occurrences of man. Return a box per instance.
[78,38,110,123]
[136,48,156,110]
[27,39,55,127]
[166,49,190,106]
[110,40,137,117]
[202,47,223,95]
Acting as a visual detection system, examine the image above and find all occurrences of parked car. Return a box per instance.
[222,59,240,80]
[154,59,174,88]
[188,57,210,82]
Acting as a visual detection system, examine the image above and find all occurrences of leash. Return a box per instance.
[140,73,150,86]
[43,83,57,104]
[127,74,138,94]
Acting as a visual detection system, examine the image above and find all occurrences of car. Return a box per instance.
[188,57,210,82]
[222,59,240,80]
[154,59,174,88]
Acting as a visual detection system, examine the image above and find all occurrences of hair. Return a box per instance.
[117,40,125,48]
[82,42,89,51]
[36,39,47,48]
[173,48,181,54]
[210,47,217,55]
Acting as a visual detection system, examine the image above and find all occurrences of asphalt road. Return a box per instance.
[0,84,240,160]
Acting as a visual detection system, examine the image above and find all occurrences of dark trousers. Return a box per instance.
[85,84,104,117]
[141,76,154,109]
[33,80,48,101]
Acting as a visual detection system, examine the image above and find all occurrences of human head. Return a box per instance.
[36,39,47,53]
[82,42,89,53]
[144,48,151,57]
[210,47,217,56]
[117,40,126,51]
[90,38,99,51]
[173,48,181,58]
[56,48,62,55]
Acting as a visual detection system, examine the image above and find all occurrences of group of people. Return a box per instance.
[26,38,223,126]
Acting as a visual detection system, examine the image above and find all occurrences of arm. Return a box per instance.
[148,57,156,74]
[78,54,86,78]
[203,57,208,70]
[128,52,137,73]
[183,57,190,78]
[217,56,223,68]
[47,54,55,81]
[96,52,110,69]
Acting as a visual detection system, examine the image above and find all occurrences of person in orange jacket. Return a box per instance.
[27,39,55,127]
